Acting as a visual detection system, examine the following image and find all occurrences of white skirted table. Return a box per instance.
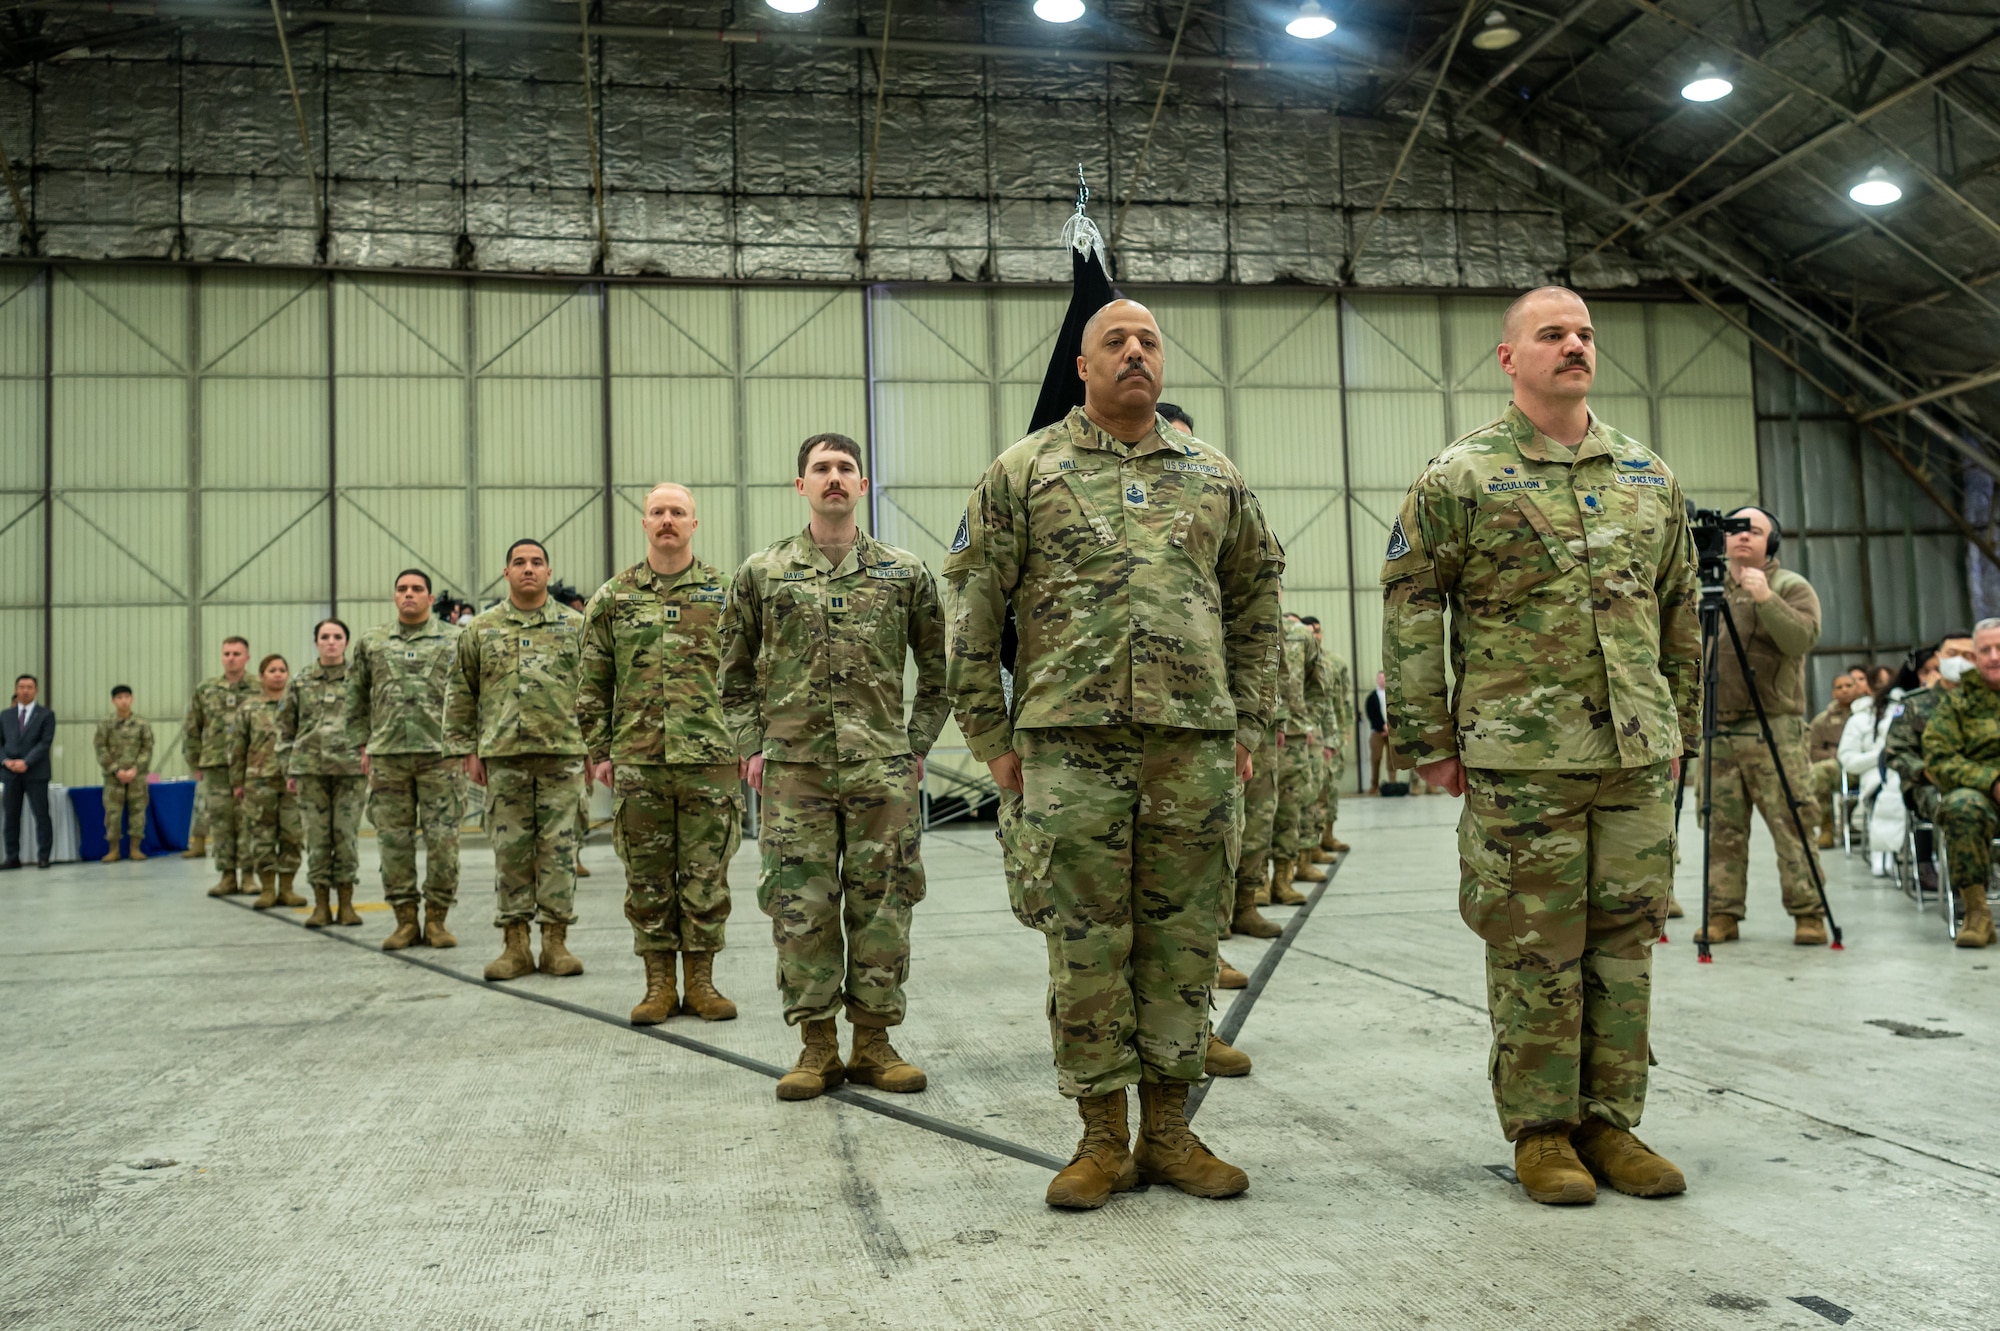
[0,782,80,863]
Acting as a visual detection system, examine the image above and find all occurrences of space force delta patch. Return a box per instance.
[950,511,971,553]
[1385,516,1411,560]
[1484,477,1547,494]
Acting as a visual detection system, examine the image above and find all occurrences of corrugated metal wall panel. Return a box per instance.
[203,379,329,486]
[1658,397,1758,510]
[475,489,607,599]
[745,485,818,555]
[743,379,867,486]
[477,285,599,378]
[55,270,186,374]
[610,288,734,377]
[0,272,43,378]
[476,379,601,487]
[338,489,468,598]
[1346,392,1446,491]
[1344,297,1442,391]
[0,496,42,609]
[335,276,464,375]
[1588,305,1651,394]
[201,272,324,376]
[875,383,991,486]
[744,290,863,378]
[52,605,190,785]
[202,493,331,604]
[1656,305,1752,396]
[52,492,187,605]
[873,294,989,382]
[1231,389,1343,488]
[611,378,736,486]
[54,379,187,489]
[335,378,466,487]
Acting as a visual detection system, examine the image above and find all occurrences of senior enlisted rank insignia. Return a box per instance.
[1124,481,1146,506]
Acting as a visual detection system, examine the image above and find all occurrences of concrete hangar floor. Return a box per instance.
[3,796,1994,1331]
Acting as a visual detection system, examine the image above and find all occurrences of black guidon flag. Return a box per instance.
[1003,174,1117,672]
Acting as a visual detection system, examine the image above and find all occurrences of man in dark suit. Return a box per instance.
[3,674,56,868]
[1364,669,1388,794]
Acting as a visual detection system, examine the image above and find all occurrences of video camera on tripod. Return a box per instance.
[1677,501,1843,960]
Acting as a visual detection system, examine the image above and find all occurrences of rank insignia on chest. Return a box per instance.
[664,605,681,622]
[1501,466,1518,475]
[1584,495,1600,510]
[1484,477,1547,494]
[520,638,532,649]
[782,570,811,581]
[1615,473,1668,487]
[1125,482,1147,506]
[827,594,850,613]
[405,651,417,661]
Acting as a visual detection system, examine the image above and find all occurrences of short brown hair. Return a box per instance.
[222,635,249,650]
[257,653,288,676]
[797,433,864,478]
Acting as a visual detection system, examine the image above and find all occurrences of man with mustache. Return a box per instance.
[1380,286,1699,1206]
[720,434,949,1101]
[945,299,1283,1209]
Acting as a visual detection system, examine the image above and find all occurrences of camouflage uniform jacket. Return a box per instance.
[720,528,948,764]
[279,661,366,777]
[1808,700,1852,763]
[94,715,154,777]
[346,616,462,757]
[1885,686,1940,791]
[1380,404,1701,772]
[446,598,586,759]
[1714,559,1819,721]
[944,406,1285,761]
[579,556,734,767]
[1922,675,2000,796]
[1278,618,1318,736]
[1315,650,1355,753]
[228,697,288,787]
[183,675,257,771]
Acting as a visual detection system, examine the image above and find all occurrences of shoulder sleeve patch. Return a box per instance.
[1385,515,1411,561]
[950,509,970,554]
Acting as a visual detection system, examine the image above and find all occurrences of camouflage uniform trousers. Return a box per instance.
[200,768,244,871]
[1270,733,1312,864]
[614,762,743,955]
[1004,724,1237,1099]
[103,777,149,850]
[1461,763,1673,1142]
[1935,787,1999,898]
[1808,758,1841,835]
[757,755,924,1028]
[367,754,461,909]
[484,755,586,928]
[296,774,365,893]
[1235,730,1278,904]
[238,777,303,876]
[1703,717,1824,920]
[189,789,209,841]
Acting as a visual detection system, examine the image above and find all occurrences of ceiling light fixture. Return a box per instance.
[764,0,819,12]
[1285,1,1336,39]
[1680,62,1733,102]
[1470,10,1521,51]
[1849,166,1902,207]
[1034,0,1085,22]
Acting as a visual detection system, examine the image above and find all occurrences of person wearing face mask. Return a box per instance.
[1921,619,2000,948]
[1690,506,1828,947]
[1884,633,1976,897]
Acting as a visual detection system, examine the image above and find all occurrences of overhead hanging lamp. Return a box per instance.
[1848,166,1902,207]
[1034,0,1086,22]
[1680,62,1733,102]
[1286,1,1336,39]
[1470,10,1521,51]
[764,0,819,12]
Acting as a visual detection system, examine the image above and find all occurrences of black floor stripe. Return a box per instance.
[1187,852,1343,1121]
[219,894,1067,1172]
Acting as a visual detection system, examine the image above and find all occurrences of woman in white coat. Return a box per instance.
[1840,683,1903,876]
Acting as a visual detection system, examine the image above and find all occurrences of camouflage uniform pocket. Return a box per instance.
[1457,803,1520,949]
[998,792,1060,934]
[893,825,927,906]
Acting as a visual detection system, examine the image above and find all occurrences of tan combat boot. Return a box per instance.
[1572,1117,1686,1197]
[1667,895,1685,919]
[128,846,146,861]
[1956,889,1994,948]
[1815,822,1836,850]
[1216,956,1248,989]
[629,952,677,1025]
[1204,1034,1251,1077]
[538,922,584,976]
[1270,861,1307,904]
[484,921,535,981]
[100,849,121,864]
[424,904,457,948]
[1322,830,1351,854]
[1134,1079,1248,1198]
[303,886,332,929]
[180,835,206,860]
[576,859,592,878]
[206,870,239,898]
[382,901,421,950]
[681,952,738,1022]
[334,885,363,926]
[1692,915,1738,944]
[1514,1126,1596,1204]
[251,872,280,910]
[1232,881,1282,940]
[848,1025,927,1092]
[1793,915,1828,946]
[776,1019,844,1100]
[275,872,306,907]
[1293,851,1327,885]
[1045,1090,1137,1210]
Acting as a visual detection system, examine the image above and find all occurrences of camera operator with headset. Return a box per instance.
[1692,507,1827,946]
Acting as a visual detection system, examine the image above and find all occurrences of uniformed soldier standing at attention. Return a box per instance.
[1273,610,1328,898]
[447,540,589,982]
[945,298,1283,1209]
[720,433,949,1102]
[1381,286,1699,1206]
[347,570,463,945]
[580,483,744,1026]
[95,686,154,862]
[280,619,367,930]
[1302,615,1354,857]
[229,654,306,911]
[186,637,257,897]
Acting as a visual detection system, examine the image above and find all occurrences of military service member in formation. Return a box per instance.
[187,637,257,896]
[446,540,588,982]
[230,654,306,911]
[1690,506,1828,946]
[281,619,368,930]
[946,299,1283,1209]
[580,483,744,1026]
[1922,619,2000,948]
[348,571,463,945]
[721,433,948,1103]
[1301,616,1354,857]
[1381,286,1698,1206]
[95,685,154,862]
[1273,610,1329,900]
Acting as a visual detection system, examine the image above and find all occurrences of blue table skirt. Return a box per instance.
[69,780,199,860]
